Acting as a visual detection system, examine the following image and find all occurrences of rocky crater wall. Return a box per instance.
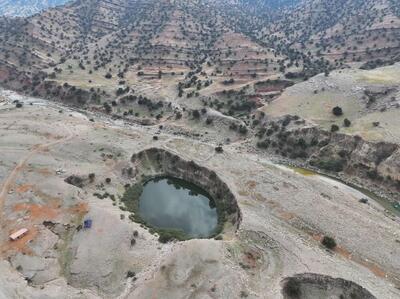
[129,147,241,235]
[281,273,377,299]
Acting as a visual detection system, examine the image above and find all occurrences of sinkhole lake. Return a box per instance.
[138,177,218,238]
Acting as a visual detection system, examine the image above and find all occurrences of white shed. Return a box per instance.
[9,228,28,241]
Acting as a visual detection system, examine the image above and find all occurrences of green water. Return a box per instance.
[138,177,218,238]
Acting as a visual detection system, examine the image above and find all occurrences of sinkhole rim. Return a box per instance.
[122,174,237,242]
[281,273,377,299]
[123,147,242,242]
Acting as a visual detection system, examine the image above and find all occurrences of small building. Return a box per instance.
[9,228,28,241]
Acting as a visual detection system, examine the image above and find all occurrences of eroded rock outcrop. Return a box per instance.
[255,116,400,200]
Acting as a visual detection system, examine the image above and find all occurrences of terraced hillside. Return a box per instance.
[259,0,400,70]
[1,0,399,110]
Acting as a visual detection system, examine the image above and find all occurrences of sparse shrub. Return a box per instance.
[257,139,271,149]
[331,124,339,132]
[238,125,248,135]
[316,159,345,172]
[192,109,200,119]
[175,111,182,119]
[321,236,337,249]
[229,123,238,131]
[215,146,223,153]
[65,175,84,188]
[157,228,188,243]
[88,173,95,182]
[343,118,351,127]
[332,106,343,116]
[367,169,379,180]
[282,117,291,127]
[338,150,347,158]
[310,137,319,146]
[103,102,112,113]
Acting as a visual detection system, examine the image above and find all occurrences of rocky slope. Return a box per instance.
[254,114,400,201]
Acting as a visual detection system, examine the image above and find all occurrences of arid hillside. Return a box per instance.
[0,0,399,114]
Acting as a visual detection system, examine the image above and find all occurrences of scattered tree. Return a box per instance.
[332,106,343,116]
[331,124,339,132]
[343,118,351,127]
[321,236,337,249]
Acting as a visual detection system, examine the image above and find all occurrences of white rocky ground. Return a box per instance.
[0,90,399,298]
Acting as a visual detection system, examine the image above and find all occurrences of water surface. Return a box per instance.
[138,177,218,238]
